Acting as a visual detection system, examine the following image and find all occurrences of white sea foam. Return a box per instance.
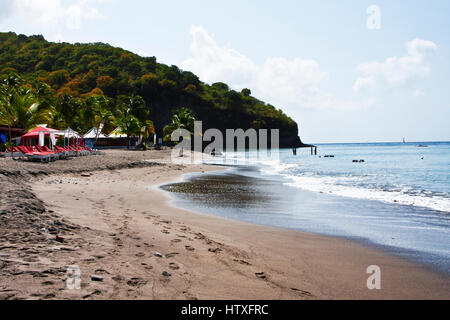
[282,173,450,213]
[209,150,450,213]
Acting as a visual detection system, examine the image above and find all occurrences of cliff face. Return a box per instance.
[0,32,304,147]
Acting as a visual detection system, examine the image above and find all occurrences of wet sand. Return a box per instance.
[0,149,449,299]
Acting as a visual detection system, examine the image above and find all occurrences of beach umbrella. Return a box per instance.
[22,126,59,146]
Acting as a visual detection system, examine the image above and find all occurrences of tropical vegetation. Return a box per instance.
[0,32,302,147]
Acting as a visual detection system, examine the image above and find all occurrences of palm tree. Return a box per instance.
[1,74,52,145]
[5,88,51,132]
[163,107,196,142]
[115,95,150,148]
[115,113,141,148]
[141,120,155,148]
[1,73,22,145]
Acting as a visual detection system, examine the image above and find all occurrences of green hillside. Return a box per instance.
[0,32,303,147]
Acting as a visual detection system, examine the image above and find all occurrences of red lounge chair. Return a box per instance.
[54,145,73,158]
[42,146,55,152]
[36,145,52,153]
[37,145,64,159]
[5,147,23,157]
[18,146,56,162]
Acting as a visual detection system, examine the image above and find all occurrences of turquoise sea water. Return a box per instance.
[164,142,450,273]
[256,142,450,213]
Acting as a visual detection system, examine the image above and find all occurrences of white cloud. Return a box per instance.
[353,38,437,93]
[0,1,14,22]
[3,0,105,30]
[182,26,353,113]
[183,26,258,88]
[136,49,150,57]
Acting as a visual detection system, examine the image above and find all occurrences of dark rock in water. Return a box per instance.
[353,160,359,163]
[359,160,365,163]
[91,275,103,282]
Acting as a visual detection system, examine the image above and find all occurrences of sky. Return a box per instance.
[0,0,449,143]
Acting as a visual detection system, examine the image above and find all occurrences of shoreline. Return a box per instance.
[162,166,450,277]
[1,150,449,299]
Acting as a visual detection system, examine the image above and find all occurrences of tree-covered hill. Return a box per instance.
[0,32,304,147]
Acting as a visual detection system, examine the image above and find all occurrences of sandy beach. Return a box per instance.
[0,149,449,300]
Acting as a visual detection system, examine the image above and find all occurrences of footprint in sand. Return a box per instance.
[233,259,251,266]
[127,277,148,287]
[184,293,198,300]
[95,269,110,275]
[141,263,153,270]
[291,288,313,297]
[185,246,195,252]
[112,275,123,282]
[165,253,179,258]
[136,252,145,257]
[255,272,266,279]
[194,233,206,240]
[169,262,180,270]
[83,290,102,299]
[171,239,182,243]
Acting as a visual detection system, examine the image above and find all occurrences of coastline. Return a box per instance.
[1,150,449,299]
[163,164,450,276]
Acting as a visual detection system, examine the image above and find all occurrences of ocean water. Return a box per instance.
[162,142,450,273]
[225,142,450,213]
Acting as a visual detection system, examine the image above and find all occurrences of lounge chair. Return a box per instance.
[5,147,24,158]
[70,145,89,156]
[53,146,72,158]
[42,145,70,159]
[17,146,57,162]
